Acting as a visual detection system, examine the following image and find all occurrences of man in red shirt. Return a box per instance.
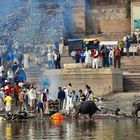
[92,47,99,69]
[4,81,12,95]
[14,83,20,106]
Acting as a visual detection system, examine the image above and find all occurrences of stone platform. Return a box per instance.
[43,64,123,96]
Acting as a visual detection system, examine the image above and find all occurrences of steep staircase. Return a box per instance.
[121,56,140,91]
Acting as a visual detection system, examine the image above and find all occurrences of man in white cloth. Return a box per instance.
[84,47,92,68]
[66,83,73,111]
[0,87,5,111]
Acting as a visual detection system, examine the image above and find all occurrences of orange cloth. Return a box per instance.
[51,113,64,120]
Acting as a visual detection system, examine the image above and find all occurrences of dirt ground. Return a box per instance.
[97,92,140,116]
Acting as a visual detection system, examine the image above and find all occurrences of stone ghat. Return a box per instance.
[44,64,123,96]
[63,63,85,69]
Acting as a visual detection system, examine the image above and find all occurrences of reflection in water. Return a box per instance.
[6,123,12,140]
[0,119,140,140]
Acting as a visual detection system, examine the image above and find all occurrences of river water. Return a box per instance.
[0,118,140,140]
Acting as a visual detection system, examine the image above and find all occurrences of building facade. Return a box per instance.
[70,0,132,40]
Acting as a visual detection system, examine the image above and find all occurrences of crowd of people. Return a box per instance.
[0,82,49,118]
[71,45,121,69]
[0,77,96,119]
[57,83,95,112]
[31,44,62,69]
[71,33,139,69]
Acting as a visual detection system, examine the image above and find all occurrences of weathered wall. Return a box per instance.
[69,0,131,40]
[44,65,123,97]
[86,5,131,36]
[69,0,85,34]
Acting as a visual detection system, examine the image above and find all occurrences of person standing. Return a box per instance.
[92,47,99,69]
[19,90,27,111]
[109,48,114,66]
[62,87,68,109]
[28,84,37,112]
[14,83,20,106]
[23,52,30,69]
[66,83,73,111]
[47,51,54,69]
[81,51,85,63]
[16,66,26,82]
[17,51,23,66]
[4,93,12,116]
[126,37,131,57]
[56,51,61,69]
[53,51,58,69]
[79,89,86,102]
[57,87,65,111]
[41,89,49,114]
[102,45,110,67]
[72,90,80,104]
[84,47,92,68]
[12,62,19,74]
[87,86,94,102]
[114,46,121,69]
[119,40,125,56]
[0,87,5,111]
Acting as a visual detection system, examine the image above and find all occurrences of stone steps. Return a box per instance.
[26,53,140,92]
[121,56,140,91]
[123,73,140,91]
[25,63,44,85]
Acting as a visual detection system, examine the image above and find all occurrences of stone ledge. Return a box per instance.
[64,63,85,69]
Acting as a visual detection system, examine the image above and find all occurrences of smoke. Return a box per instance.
[0,0,71,98]
[35,0,71,44]
[41,74,63,99]
[0,0,72,47]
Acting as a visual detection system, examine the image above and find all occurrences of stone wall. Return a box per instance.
[44,65,123,97]
[69,0,85,34]
[68,0,131,40]
[86,5,131,36]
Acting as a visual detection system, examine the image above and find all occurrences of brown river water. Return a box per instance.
[0,118,140,140]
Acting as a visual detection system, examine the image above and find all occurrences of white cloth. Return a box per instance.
[63,88,73,110]
[66,96,73,111]
[5,105,11,112]
[63,88,68,109]
[47,52,53,61]
[0,66,4,77]
[84,50,91,64]
[53,53,57,61]
[92,58,98,69]
[71,51,76,57]
[0,91,4,111]
[59,43,64,55]
[24,53,30,69]
[84,89,88,96]
[109,50,114,58]
[7,70,14,79]
[28,89,37,100]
